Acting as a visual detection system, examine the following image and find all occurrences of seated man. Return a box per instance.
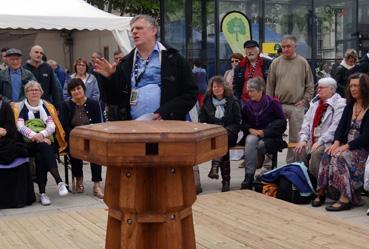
[240,77,286,190]
[294,77,346,181]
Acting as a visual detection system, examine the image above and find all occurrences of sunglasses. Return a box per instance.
[231,59,240,63]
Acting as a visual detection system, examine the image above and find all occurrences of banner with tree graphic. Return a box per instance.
[221,11,252,55]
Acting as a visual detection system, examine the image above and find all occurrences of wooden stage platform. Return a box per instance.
[1,190,369,249]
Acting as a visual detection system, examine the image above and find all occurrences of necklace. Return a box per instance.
[353,103,364,121]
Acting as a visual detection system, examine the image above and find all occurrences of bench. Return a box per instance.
[231,142,298,169]
[57,152,71,191]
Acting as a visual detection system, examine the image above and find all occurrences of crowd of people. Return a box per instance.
[0,14,197,208]
[195,35,369,214]
[0,14,369,216]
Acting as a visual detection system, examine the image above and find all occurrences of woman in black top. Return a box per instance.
[60,78,104,198]
[0,96,35,208]
[199,76,241,192]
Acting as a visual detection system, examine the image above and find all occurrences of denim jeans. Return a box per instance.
[244,135,266,175]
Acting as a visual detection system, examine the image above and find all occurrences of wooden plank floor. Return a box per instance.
[1,190,369,249]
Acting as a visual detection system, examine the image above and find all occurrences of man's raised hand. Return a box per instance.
[93,57,117,78]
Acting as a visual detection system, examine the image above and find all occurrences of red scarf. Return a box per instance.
[311,101,328,144]
[241,56,265,102]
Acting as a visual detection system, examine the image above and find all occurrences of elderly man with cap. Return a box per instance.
[233,39,272,105]
[294,77,346,181]
[0,48,35,102]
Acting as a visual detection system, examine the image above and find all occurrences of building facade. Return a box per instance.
[160,0,369,76]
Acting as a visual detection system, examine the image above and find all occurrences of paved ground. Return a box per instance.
[1,150,369,228]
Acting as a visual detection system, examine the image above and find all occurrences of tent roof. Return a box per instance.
[0,0,132,31]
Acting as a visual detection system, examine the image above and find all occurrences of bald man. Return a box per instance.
[23,45,62,107]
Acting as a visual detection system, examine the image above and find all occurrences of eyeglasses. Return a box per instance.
[27,89,41,93]
[317,86,329,90]
[231,59,240,63]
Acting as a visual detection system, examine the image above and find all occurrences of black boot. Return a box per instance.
[208,159,220,179]
[241,174,254,190]
[220,160,231,192]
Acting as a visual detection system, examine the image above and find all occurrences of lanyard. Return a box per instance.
[133,57,150,88]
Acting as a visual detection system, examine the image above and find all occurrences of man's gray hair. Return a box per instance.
[24,80,44,95]
[130,15,158,29]
[281,34,297,43]
[318,77,337,92]
[247,77,266,92]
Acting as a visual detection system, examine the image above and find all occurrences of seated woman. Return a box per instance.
[240,77,286,190]
[62,57,100,102]
[60,78,104,198]
[0,96,35,208]
[314,73,369,211]
[294,77,346,181]
[15,81,68,206]
[199,76,241,192]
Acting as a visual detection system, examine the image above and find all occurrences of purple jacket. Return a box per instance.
[242,94,287,153]
[242,94,285,130]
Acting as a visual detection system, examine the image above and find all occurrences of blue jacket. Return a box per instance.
[0,68,36,102]
[261,162,315,196]
[54,65,67,89]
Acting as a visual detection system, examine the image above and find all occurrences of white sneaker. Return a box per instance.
[57,182,69,196]
[40,193,51,206]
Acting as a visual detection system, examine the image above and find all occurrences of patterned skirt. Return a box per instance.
[317,120,369,205]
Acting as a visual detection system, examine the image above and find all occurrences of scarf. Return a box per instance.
[24,99,48,123]
[212,97,226,119]
[242,56,265,102]
[311,100,328,144]
[340,59,355,70]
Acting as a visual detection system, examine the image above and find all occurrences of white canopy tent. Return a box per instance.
[0,0,133,54]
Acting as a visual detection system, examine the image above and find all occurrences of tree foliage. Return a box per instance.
[86,0,160,18]
[227,17,246,42]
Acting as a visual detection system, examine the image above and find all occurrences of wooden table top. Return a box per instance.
[70,120,226,143]
[1,191,369,249]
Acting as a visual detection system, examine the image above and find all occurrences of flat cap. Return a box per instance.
[243,40,259,48]
[5,48,22,57]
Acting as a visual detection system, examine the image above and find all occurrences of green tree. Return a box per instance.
[227,17,246,42]
[86,0,160,18]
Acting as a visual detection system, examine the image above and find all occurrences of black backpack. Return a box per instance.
[276,175,316,204]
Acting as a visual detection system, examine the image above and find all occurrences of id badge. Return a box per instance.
[314,127,321,137]
[130,89,138,105]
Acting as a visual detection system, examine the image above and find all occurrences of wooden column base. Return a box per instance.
[104,166,197,249]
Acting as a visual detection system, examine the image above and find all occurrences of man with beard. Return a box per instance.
[233,40,272,106]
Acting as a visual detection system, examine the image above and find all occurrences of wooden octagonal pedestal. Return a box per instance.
[70,120,228,249]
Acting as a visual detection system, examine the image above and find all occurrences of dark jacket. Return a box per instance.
[23,62,61,107]
[59,98,102,141]
[334,102,369,150]
[359,54,369,74]
[0,68,35,102]
[198,94,241,136]
[233,56,272,100]
[332,64,359,97]
[242,95,287,153]
[101,46,198,121]
[0,100,28,164]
